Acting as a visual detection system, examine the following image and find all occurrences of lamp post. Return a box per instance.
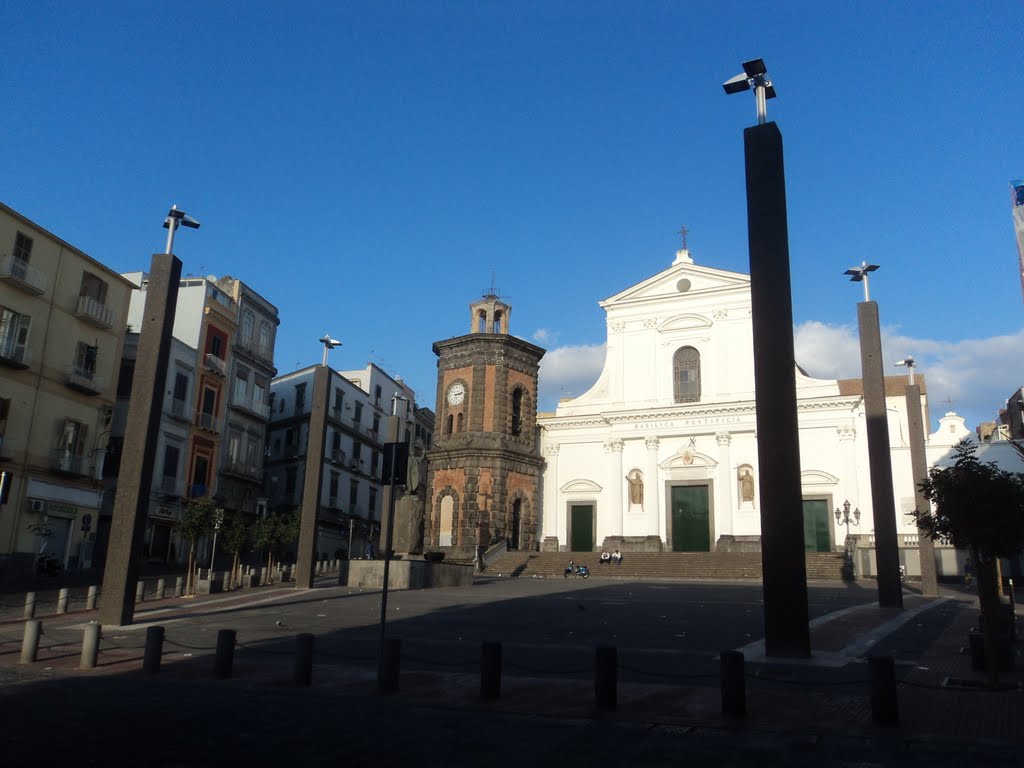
[162,205,200,255]
[318,334,342,366]
[834,500,860,552]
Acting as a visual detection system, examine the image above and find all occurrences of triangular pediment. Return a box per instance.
[600,260,749,309]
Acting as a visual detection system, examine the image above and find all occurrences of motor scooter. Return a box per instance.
[563,562,590,579]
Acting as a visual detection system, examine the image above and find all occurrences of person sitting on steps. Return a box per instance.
[611,549,623,566]
[599,549,611,565]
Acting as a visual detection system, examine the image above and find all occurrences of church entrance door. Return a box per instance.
[670,485,710,552]
[802,499,831,552]
[569,504,594,552]
[510,499,522,549]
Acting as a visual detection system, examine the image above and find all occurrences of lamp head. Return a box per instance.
[894,356,915,368]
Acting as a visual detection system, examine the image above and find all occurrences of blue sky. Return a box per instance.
[4,1,1022,431]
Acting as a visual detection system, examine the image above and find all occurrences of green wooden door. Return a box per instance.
[802,499,831,552]
[671,485,710,552]
[570,505,594,552]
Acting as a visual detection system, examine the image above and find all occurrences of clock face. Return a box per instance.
[447,382,465,406]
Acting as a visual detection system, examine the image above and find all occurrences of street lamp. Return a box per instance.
[318,334,342,366]
[834,500,861,552]
[162,205,200,255]
[844,261,880,302]
[722,58,777,125]
[894,355,916,386]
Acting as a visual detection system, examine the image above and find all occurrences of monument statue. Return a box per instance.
[739,468,755,503]
[392,442,426,554]
[626,469,644,505]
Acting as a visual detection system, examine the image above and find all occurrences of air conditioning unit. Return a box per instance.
[29,499,46,513]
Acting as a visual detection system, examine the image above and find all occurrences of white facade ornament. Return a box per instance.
[716,431,732,446]
[645,437,660,451]
[604,439,624,453]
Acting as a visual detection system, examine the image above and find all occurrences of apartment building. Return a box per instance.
[266,363,415,559]
[0,202,133,575]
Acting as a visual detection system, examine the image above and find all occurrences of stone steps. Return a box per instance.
[487,551,848,581]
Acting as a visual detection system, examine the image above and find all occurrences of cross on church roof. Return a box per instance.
[678,225,689,250]
[943,396,958,411]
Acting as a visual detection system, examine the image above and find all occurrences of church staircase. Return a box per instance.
[486,551,848,581]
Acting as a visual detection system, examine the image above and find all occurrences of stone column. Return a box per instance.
[604,439,624,538]
[906,384,937,596]
[295,366,331,589]
[716,432,733,538]
[644,437,660,541]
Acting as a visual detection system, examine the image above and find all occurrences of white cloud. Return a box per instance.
[537,343,606,411]
[532,328,557,344]
[795,322,1024,430]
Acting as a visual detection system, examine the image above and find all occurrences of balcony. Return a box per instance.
[157,476,179,496]
[0,254,47,295]
[167,398,189,422]
[329,406,345,422]
[51,450,84,475]
[328,496,338,509]
[230,397,270,419]
[194,411,220,433]
[223,456,263,480]
[0,340,29,369]
[328,448,347,465]
[188,484,209,498]
[204,353,227,377]
[65,366,103,395]
[75,295,115,329]
[234,334,273,364]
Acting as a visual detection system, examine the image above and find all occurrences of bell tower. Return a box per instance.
[425,293,545,561]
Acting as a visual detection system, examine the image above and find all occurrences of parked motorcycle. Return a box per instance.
[563,562,590,579]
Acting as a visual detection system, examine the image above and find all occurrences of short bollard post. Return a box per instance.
[377,637,401,694]
[80,622,101,670]
[135,581,145,604]
[20,620,41,664]
[595,646,617,710]
[156,578,166,600]
[174,577,184,597]
[213,629,237,679]
[24,592,36,620]
[869,656,899,727]
[480,641,502,700]
[56,588,70,615]
[294,633,315,687]
[86,585,98,611]
[720,650,746,718]
[143,626,165,675]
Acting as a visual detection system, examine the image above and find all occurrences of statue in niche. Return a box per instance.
[739,467,755,503]
[626,469,644,505]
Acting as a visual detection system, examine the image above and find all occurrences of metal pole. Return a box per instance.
[164,219,176,255]
[755,85,767,125]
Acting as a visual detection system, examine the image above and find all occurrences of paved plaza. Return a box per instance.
[0,575,1021,766]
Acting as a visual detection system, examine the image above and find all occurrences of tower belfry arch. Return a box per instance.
[470,294,512,335]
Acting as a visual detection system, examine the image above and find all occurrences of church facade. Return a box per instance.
[537,248,929,555]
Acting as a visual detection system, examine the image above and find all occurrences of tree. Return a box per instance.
[220,512,252,590]
[915,440,1024,685]
[176,496,219,595]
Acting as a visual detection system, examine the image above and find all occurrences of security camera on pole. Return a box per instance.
[724,58,810,658]
[100,205,192,626]
[845,262,903,609]
[894,355,938,596]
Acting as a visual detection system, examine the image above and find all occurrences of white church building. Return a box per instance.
[537,247,960,556]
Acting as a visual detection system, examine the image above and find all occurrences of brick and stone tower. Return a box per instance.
[425,294,545,561]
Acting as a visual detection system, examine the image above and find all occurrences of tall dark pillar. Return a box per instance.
[99,254,181,626]
[857,302,903,608]
[906,384,938,597]
[295,366,331,589]
[744,122,810,657]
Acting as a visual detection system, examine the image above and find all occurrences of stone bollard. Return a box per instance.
[174,577,184,597]
[378,637,401,694]
[480,641,502,700]
[143,626,165,675]
[720,650,746,718]
[86,585,98,611]
[294,633,315,687]
[213,629,236,679]
[595,646,617,710]
[56,587,70,615]
[21,620,41,664]
[156,578,166,600]
[24,592,36,620]
[80,623,101,670]
[135,581,145,604]
[869,656,899,727]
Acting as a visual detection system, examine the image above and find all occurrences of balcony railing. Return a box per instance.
[194,411,220,432]
[328,448,347,465]
[0,340,30,369]
[158,476,179,496]
[234,334,273,363]
[223,456,262,480]
[168,398,189,421]
[75,295,115,329]
[231,397,270,419]
[328,496,338,509]
[204,353,227,376]
[65,366,103,395]
[0,254,47,294]
[51,450,84,475]
[329,406,345,422]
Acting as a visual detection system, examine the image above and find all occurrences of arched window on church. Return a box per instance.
[457,412,464,432]
[511,388,523,435]
[492,310,503,333]
[446,414,454,435]
[673,346,701,403]
[476,310,487,333]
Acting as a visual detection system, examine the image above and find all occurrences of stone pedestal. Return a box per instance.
[392,494,425,555]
